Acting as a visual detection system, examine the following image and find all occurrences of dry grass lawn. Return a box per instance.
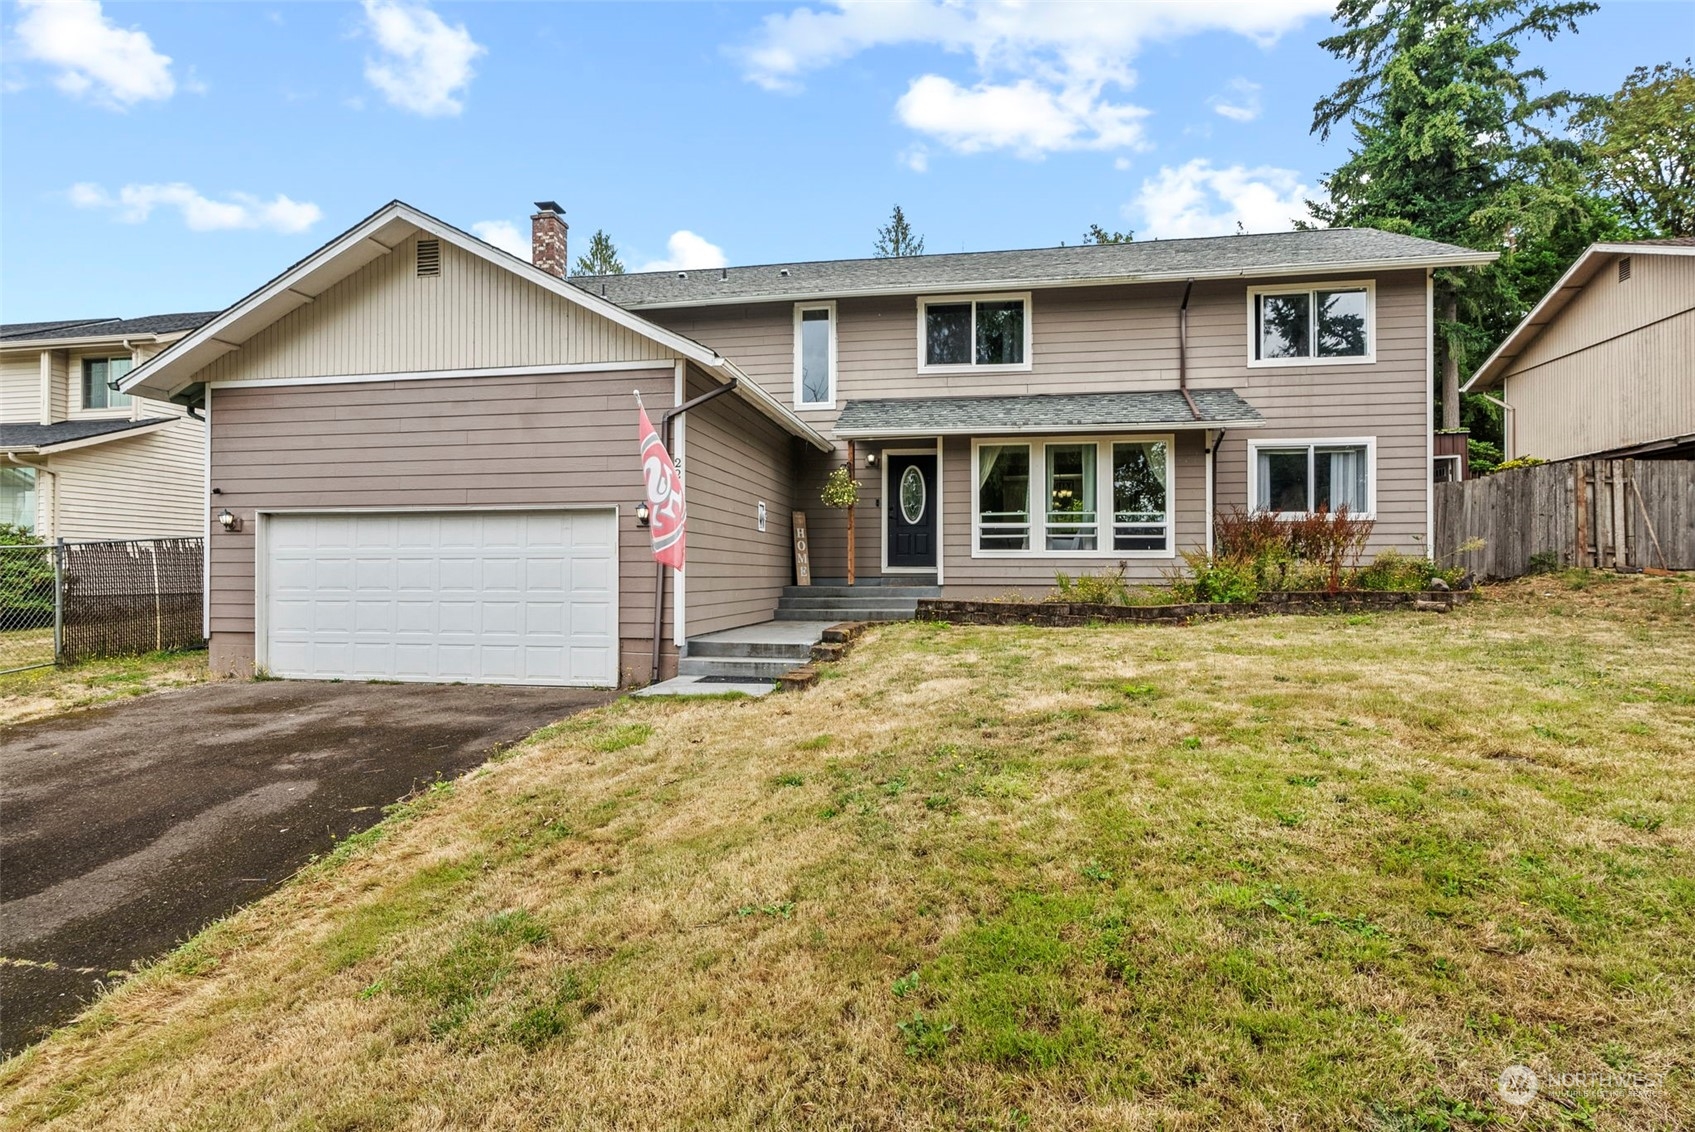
[0,647,208,727]
[1,574,1691,1130]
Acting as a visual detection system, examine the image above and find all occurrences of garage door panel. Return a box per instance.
[265,510,617,686]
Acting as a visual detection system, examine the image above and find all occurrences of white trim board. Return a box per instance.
[205,359,675,391]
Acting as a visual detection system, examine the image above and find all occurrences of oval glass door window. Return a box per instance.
[899,465,927,524]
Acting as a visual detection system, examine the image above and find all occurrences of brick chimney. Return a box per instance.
[531,201,568,277]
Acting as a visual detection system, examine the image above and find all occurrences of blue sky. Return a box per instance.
[1,0,1686,322]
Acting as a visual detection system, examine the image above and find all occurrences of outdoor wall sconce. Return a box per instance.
[864,451,878,467]
[217,508,242,533]
[634,501,651,527]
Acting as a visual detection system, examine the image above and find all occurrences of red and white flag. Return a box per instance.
[636,395,686,572]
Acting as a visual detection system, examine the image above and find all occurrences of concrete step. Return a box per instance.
[677,655,796,680]
[686,638,816,660]
[778,595,924,611]
[784,584,940,599]
[774,607,916,622]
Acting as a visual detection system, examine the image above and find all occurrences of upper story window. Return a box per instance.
[81,357,133,411]
[1249,282,1374,366]
[920,293,1030,371]
[793,301,836,408]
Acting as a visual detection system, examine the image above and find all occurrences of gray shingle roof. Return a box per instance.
[0,417,179,450]
[0,312,218,342]
[573,228,1493,309]
[833,389,1263,438]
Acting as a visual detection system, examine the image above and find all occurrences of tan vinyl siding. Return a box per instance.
[655,269,1434,571]
[207,369,677,684]
[44,351,68,423]
[679,364,797,635]
[1,352,38,422]
[195,234,675,386]
[1502,254,1695,461]
[48,416,205,540]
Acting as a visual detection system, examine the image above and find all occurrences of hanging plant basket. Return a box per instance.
[821,466,860,509]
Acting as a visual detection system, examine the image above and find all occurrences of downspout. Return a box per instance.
[1477,393,1515,462]
[649,377,740,685]
[1177,279,1200,420]
[1204,429,1226,557]
[6,452,58,539]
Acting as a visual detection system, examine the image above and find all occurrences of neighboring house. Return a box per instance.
[1,313,214,540]
[1464,238,1695,462]
[121,199,1491,687]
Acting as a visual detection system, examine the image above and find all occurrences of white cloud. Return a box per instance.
[738,1,1329,157]
[13,0,174,107]
[1209,77,1262,122]
[1131,160,1316,239]
[360,0,485,117]
[1113,156,1133,172]
[635,231,728,274]
[70,182,323,234]
[471,220,530,260]
[896,74,1148,157]
[900,144,929,173]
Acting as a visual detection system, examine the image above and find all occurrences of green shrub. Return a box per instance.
[1491,456,1548,473]
[1052,562,1132,606]
[1169,549,1258,604]
[0,525,54,626]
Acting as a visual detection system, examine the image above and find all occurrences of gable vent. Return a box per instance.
[1617,256,1632,283]
[416,238,442,277]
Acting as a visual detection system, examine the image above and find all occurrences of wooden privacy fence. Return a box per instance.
[1434,458,1695,580]
[59,537,205,663]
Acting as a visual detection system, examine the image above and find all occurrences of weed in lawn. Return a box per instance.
[891,971,920,998]
[797,733,833,750]
[388,909,548,1040]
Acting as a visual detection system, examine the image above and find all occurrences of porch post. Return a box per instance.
[846,440,856,586]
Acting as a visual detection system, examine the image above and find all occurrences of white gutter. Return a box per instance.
[0,330,191,351]
[602,252,1500,311]
[835,418,1265,440]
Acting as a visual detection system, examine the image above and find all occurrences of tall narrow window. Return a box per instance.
[977,444,1030,550]
[81,357,133,410]
[1252,284,1372,362]
[794,302,835,406]
[922,295,1028,369]
[1,465,37,531]
[1045,444,1097,551]
[1112,441,1169,551]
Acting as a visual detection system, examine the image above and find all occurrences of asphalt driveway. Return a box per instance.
[0,679,614,1055]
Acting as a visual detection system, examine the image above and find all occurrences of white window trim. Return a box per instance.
[917,291,1033,374]
[969,433,1176,560]
[1246,279,1376,368]
[880,445,943,577]
[73,354,137,418]
[792,300,837,410]
[1247,436,1378,519]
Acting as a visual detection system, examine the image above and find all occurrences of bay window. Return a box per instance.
[1251,439,1374,516]
[81,356,133,410]
[974,436,1172,555]
[921,293,1029,370]
[1250,283,1373,364]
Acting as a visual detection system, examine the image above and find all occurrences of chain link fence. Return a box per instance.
[0,537,204,673]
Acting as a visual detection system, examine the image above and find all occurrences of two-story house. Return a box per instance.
[120,200,1492,686]
[2,314,212,540]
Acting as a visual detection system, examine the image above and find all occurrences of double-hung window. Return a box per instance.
[793,301,836,408]
[1249,282,1373,364]
[1250,439,1375,517]
[974,436,1172,555]
[920,293,1029,371]
[81,356,133,410]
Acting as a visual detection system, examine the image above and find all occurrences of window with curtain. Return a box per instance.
[1,466,37,531]
[1253,442,1372,515]
[1045,444,1097,550]
[1112,441,1169,550]
[796,305,834,405]
[977,444,1030,550]
[924,296,1027,368]
[82,357,133,410]
[1253,286,1370,361]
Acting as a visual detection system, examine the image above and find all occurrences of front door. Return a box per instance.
[886,453,937,569]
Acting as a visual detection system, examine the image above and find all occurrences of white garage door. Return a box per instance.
[264,510,618,687]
